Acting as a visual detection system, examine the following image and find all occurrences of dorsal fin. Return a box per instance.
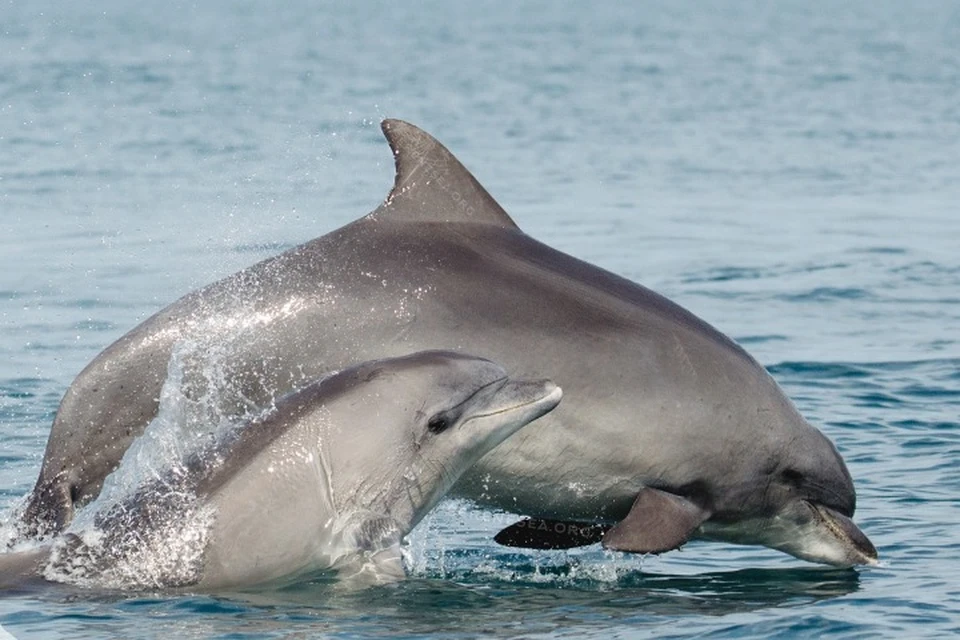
[374,119,519,228]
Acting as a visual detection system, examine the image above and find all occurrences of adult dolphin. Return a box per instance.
[1,351,561,590]
[18,119,876,567]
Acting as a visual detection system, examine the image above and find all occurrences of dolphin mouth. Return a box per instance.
[808,501,878,567]
[467,379,563,422]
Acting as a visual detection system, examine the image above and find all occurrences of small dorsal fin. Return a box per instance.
[375,119,519,228]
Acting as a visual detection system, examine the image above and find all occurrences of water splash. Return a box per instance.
[400,500,647,589]
[40,338,269,589]
[78,339,255,518]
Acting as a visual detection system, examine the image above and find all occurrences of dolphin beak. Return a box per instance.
[467,379,563,432]
[810,502,878,567]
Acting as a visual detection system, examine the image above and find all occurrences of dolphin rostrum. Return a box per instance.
[17,119,876,567]
[1,351,561,590]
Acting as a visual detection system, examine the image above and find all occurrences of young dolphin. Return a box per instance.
[1,351,561,590]
[19,120,876,568]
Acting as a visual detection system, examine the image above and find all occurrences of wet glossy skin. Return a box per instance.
[20,120,872,566]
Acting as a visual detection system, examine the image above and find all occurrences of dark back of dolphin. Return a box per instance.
[18,120,867,566]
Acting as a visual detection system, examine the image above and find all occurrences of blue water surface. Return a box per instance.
[1,1,959,637]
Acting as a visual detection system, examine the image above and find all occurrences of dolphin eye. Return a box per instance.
[782,469,804,485]
[428,415,451,434]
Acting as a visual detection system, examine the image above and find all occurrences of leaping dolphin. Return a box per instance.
[1,351,561,590]
[17,119,876,567]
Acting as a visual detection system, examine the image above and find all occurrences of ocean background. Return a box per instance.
[1,0,958,637]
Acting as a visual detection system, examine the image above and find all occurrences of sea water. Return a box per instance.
[0,0,958,637]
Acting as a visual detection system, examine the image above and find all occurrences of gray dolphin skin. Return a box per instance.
[1,351,561,590]
[19,119,876,567]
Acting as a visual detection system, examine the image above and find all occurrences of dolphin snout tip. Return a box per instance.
[544,381,563,403]
[813,503,878,567]
[529,381,562,416]
[522,378,562,406]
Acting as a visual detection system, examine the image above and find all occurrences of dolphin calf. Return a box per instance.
[1,351,561,590]
[18,119,876,567]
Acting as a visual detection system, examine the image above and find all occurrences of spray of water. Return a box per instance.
[41,337,272,589]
